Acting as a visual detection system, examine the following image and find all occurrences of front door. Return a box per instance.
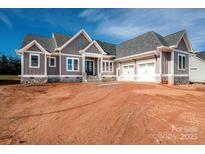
[85,61,93,75]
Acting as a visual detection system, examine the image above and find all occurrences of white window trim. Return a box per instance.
[49,57,56,67]
[102,60,113,73]
[178,53,186,70]
[66,57,79,72]
[29,53,40,68]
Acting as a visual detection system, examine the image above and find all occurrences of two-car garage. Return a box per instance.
[120,59,156,82]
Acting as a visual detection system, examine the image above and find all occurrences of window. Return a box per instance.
[103,61,105,72]
[102,61,113,72]
[49,57,56,67]
[178,54,186,70]
[66,57,79,71]
[29,54,40,68]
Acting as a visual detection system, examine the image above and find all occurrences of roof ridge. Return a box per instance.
[53,32,72,37]
[96,40,116,46]
[25,33,51,39]
[150,31,167,46]
[164,30,186,37]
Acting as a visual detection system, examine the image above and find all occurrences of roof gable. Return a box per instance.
[58,29,92,51]
[164,30,185,46]
[80,41,107,55]
[176,37,189,51]
[26,44,43,52]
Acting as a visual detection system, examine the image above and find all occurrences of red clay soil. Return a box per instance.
[0,82,205,144]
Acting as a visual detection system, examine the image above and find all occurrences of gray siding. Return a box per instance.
[85,44,101,54]
[47,56,59,75]
[177,38,188,51]
[27,44,43,52]
[23,52,45,75]
[174,51,189,74]
[61,33,90,55]
[162,52,171,74]
[61,55,82,75]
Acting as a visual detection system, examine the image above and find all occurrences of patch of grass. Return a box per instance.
[0,75,19,81]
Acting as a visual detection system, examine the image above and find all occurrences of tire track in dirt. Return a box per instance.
[0,91,110,120]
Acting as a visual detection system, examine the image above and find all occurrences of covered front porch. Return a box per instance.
[82,53,103,82]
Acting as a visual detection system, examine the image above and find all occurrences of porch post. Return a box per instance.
[100,56,103,73]
[21,52,24,76]
[171,51,174,84]
[159,50,162,83]
[100,56,103,80]
[97,58,100,76]
[82,54,86,82]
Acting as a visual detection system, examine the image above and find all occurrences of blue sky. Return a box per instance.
[0,8,205,57]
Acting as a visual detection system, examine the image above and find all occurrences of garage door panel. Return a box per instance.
[121,65,135,81]
[137,62,156,82]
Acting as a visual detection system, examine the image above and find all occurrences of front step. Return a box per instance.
[86,75,101,82]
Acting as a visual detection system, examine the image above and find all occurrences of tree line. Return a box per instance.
[0,54,21,75]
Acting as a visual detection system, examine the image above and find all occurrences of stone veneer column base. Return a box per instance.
[21,77,48,84]
[174,76,189,84]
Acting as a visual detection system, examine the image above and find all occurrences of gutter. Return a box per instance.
[114,50,157,62]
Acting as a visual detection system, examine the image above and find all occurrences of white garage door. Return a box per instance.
[121,65,135,81]
[137,62,155,82]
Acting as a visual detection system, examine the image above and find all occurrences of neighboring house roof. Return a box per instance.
[21,34,56,52]
[196,51,205,61]
[52,32,72,48]
[164,30,185,46]
[19,30,188,57]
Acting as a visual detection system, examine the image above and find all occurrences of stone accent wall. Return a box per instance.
[102,77,116,81]
[21,77,48,84]
[174,76,189,84]
[59,77,82,82]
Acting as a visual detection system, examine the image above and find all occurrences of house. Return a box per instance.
[16,29,193,84]
[189,51,205,83]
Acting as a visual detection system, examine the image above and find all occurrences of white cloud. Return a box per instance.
[0,12,13,30]
[79,8,106,22]
[79,8,205,50]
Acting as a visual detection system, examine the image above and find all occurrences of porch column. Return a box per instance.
[82,54,85,73]
[170,51,174,84]
[159,50,162,83]
[82,54,86,82]
[100,56,103,80]
[21,52,24,76]
[100,56,103,73]
[97,58,100,76]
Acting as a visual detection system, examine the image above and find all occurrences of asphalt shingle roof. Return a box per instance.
[116,30,185,58]
[196,51,205,61]
[52,32,72,48]
[21,34,56,52]
[96,40,116,55]
[164,30,185,46]
[20,30,186,57]
[116,31,166,58]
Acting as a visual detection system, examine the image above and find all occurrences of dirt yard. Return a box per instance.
[0,82,205,145]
